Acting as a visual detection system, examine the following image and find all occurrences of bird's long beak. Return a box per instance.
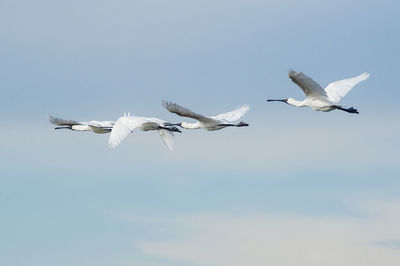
[267,99,288,103]
[54,126,70,130]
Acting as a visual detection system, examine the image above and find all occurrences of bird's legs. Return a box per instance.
[335,106,359,114]
[217,121,249,127]
[164,122,183,128]
[236,121,249,127]
[159,126,182,133]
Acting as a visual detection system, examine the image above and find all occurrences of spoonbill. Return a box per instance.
[162,100,250,130]
[267,70,370,113]
[107,113,181,151]
[48,115,114,134]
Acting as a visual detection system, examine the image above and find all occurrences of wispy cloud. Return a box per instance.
[133,200,400,266]
[374,240,400,249]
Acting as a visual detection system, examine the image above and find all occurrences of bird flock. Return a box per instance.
[49,70,369,151]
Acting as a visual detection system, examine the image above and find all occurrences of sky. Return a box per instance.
[1,0,400,265]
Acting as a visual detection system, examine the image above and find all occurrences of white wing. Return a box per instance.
[211,105,250,123]
[139,117,166,127]
[87,120,115,133]
[158,129,175,151]
[324,72,369,103]
[162,100,215,124]
[88,120,115,127]
[48,115,81,126]
[108,116,144,148]
[289,70,327,98]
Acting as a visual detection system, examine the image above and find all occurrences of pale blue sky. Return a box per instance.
[1,0,400,265]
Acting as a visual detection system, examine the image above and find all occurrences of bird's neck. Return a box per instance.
[287,98,306,107]
[181,121,201,129]
[71,125,91,131]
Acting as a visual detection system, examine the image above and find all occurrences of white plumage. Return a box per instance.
[48,115,114,134]
[162,100,250,131]
[267,70,369,113]
[324,72,370,103]
[107,113,180,151]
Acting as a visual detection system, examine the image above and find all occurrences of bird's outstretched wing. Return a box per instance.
[48,115,81,126]
[158,129,175,151]
[289,70,326,98]
[86,120,114,133]
[211,105,250,123]
[108,115,143,148]
[162,100,215,123]
[88,120,115,128]
[324,72,369,103]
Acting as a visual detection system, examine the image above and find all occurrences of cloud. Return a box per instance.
[136,201,400,266]
[374,240,400,249]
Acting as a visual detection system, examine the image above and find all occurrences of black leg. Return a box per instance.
[217,121,249,128]
[159,126,182,133]
[336,106,359,114]
[217,124,235,127]
[236,121,249,127]
[164,122,182,128]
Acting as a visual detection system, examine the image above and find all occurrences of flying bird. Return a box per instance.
[107,113,181,151]
[267,70,370,113]
[162,100,250,130]
[48,115,114,134]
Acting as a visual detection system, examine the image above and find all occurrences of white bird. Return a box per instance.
[267,70,370,113]
[48,115,114,134]
[107,113,181,151]
[162,100,250,130]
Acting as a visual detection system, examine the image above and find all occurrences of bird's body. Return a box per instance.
[48,115,114,133]
[285,97,337,112]
[162,100,250,131]
[107,113,181,151]
[267,70,370,113]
